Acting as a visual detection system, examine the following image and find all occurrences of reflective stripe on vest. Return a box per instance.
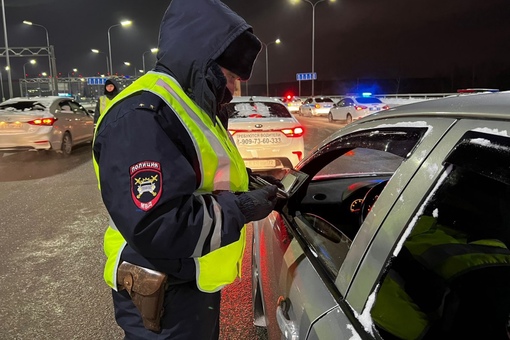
[406,216,510,281]
[371,270,430,339]
[93,71,249,292]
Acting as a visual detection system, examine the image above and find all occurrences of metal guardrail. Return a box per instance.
[374,93,456,99]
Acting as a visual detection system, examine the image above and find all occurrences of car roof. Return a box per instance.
[231,96,284,103]
[360,91,510,121]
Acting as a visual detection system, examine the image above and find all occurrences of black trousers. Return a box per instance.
[112,281,221,340]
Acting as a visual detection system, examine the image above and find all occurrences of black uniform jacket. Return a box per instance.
[93,0,256,280]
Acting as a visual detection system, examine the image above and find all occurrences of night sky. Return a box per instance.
[2,0,510,92]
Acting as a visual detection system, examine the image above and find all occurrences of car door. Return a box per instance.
[331,99,347,120]
[348,117,510,338]
[51,99,76,138]
[68,100,94,143]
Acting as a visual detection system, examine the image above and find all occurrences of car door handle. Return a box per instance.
[276,297,299,340]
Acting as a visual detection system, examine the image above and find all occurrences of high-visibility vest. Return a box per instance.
[98,95,112,116]
[93,71,249,293]
[405,216,510,281]
[371,270,430,339]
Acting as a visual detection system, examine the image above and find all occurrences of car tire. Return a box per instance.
[346,114,353,125]
[328,112,334,122]
[60,132,73,156]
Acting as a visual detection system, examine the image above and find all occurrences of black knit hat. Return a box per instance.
[216,30,262,81]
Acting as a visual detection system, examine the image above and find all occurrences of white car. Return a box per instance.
[299,96,335,117]
[0,96,94,156]
[328,95,389,124]
[226,96,305,172]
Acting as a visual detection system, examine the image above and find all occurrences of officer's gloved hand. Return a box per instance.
[237,185,278,223]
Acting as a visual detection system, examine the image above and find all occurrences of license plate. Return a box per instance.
[0,122,22,129]
[235,132,282,145]
[244,159,276,168]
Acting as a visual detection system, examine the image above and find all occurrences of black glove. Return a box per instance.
[237,185,278,223]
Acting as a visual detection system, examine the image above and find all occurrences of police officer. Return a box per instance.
[92,0,277,338]
[93,78,119,125]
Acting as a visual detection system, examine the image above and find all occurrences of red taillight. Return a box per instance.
[27,117,57,126]
[281,126,304,137]
[354,105,367,111]
[382,105,390,110]
[292,151,303,161]
[228,130,237,136]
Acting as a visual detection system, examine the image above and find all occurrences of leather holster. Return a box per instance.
[117,261,168,332]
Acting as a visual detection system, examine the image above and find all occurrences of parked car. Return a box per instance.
[0,96,94,156]
[281,95,303,114]
[299,96,335,117]
[252,91,510,339]
[328,95,389,124]
[225,96,305,172]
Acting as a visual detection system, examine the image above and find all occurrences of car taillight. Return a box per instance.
[27,117,57,126]
[354,105,367,111]
[292,151,303,161]
[281,126,304,137]
[382,105,390,110]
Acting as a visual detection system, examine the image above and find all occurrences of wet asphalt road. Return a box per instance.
[0,116,341,339]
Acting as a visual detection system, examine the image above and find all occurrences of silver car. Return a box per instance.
[252,91,510,339]
[299,96,335,117]
[0,96,94,156]
[328,95,389,124]
[226,96,305,172]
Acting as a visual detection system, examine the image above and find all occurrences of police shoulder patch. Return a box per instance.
[130,161,162,211]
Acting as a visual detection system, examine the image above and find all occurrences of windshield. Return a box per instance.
[315,98,334,103]
[225,102,292,118]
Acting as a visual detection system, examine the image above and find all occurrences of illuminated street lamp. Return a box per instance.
[22,20,54,94]
[290,0,335,96]
[142,48,158,73]
[262,38,281,97]
[108,20,132,75]
[91,49,110,76]
[23,59,36,98]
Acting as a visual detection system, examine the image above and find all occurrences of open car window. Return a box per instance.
[290,127,427,287]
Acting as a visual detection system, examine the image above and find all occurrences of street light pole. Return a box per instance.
[91,49,109,75]
[263,39,281,97]
[23,59,36,98]
[23,21,54,95]
[142,48,158,73]
[2,0,13,99]
[108,20,132,76]
[294,0,334,97]
[0,68,4,102]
